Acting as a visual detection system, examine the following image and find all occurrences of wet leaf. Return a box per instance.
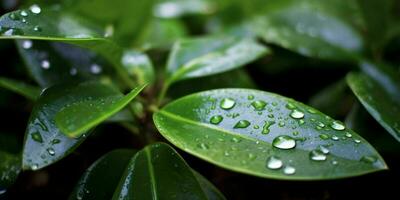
[0,77,41,100]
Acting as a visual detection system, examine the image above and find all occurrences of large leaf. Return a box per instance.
[251,0,363,60]
[0,6,152,87]
[69,149,137,200]
[347,63,400,142]
[112,143,225,200]
[54,83,146,137]
[22,81,144,170]
[166,35,269,84]
[154,89,386,180]
[0,77,41,100]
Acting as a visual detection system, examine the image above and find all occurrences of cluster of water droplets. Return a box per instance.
[0,5,42,36]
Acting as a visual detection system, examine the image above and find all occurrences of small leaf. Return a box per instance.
[0,77,40,100]
[251,0,363,60]
[166,35,269,84]
[113,143,224,200]
[347,64,400,142]
[69,149,136,200]
[22,81,141,170]
[154,89,386,180]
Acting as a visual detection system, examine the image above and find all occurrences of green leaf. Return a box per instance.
[54,83,145,137]
[347,62,400,142]
[154,89,386,180]
[251,0,363,60]
[69,149,137,200]
[0,151,21,188]
[113,143,224,200]
[0,7,151,87]
[0,77,41,100]
[16,40,113,88]
[22,81,141,170]
[166,35,269,84]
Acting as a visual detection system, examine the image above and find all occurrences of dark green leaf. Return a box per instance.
[112,143,224,200]
[154,89,386,180]
[166,35,269,84]
[251,0,363,60]
[22,81,141,170]
[0,77,40,100]
[69,149,136,200]
[347,62,400,142]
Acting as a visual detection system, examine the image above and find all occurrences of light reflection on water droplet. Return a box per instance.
[220,98,236,110]
[283,165,296,175]
[272,135,296,150]
[266,156,283,169]
[30,4,41,14]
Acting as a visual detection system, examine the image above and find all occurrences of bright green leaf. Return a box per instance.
[22,81,140,170]
[154,89,386,180]
[112,143,224,200]
[54,83,146,137]
[69,149,137,200]
[347,68,400,142]
[166,35,269,84]
[0,77,41,100]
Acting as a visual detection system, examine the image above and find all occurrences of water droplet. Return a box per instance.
[90,64,102,74]
[331,135,339,141]
[220,98,236,110]
[10,13,20,20]
[267,114,274,118]
[299,119,305,125]
[262,121,275,134]
[292,131,299,136]
[317,122,325,128]
[248,153,256,160]
[317,145,329,154]
[354,139,361,143]
[253,125,260,129]
[286,103,296,110]
[30,4,41,14]
[234,120,250,128]
[210,115,223,125]
[31,132,43,143]
[345,132,352,138]
[310,150,327,161]
[224,151,230,156]
[290,110,304,119]
[41,60,50,69]
[197,143,209,150]
[278,121,285,127]
[266,156,283,169]
[20,10,28,17]
[332,160,338,165]
[272,135,296,150]
[47,148,55,156]
[247,95,254,100]
[22,40,33,49]
[331,121,345,130]
[31,164,39,170]
[307,108,317,114]
[231,138,241,143]
[70,68,78,76]
[251,100,267,111]
[360,156,377,163]
[33,25,42,32]
[283,165,296,175]
[319,134,329,140]
[51,139,61,144]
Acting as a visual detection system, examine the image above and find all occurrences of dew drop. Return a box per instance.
[231,137,241,143]
[51,139,61,144]
[33,25,42,32]
[354,139,361,143]
[272,135,296,150]
[31,164,39,170]
[47,148,55,156]
[345,132,352,138]
[310,149,327,161]
[319,134,329,140]
[251,100,267,111]
[210,115,223,125]
[360,156,377,164]
[286,103,296,110]
[220,98,236,110]
[332,160,338,165]
[22,40,33,49]
[262,121,275,134]
[317,145,329,154]
[41,60,50,69]
[248,153,256,160]
[31,132,43,143]
[290,110,304,119]
[331,121,345,130]
[278,121,285,127]
[234,120,250,128]
[197,143,209,150]
[292,131,299,136]
[266,156,283,169]
[30,4,41,14]
[331,135,339,141]
[317,122,325,128]
[283,165,296,175]
[90,64,102,74]
[20,10,28,17]
[247,95,254,100]
[299,119,305,125]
